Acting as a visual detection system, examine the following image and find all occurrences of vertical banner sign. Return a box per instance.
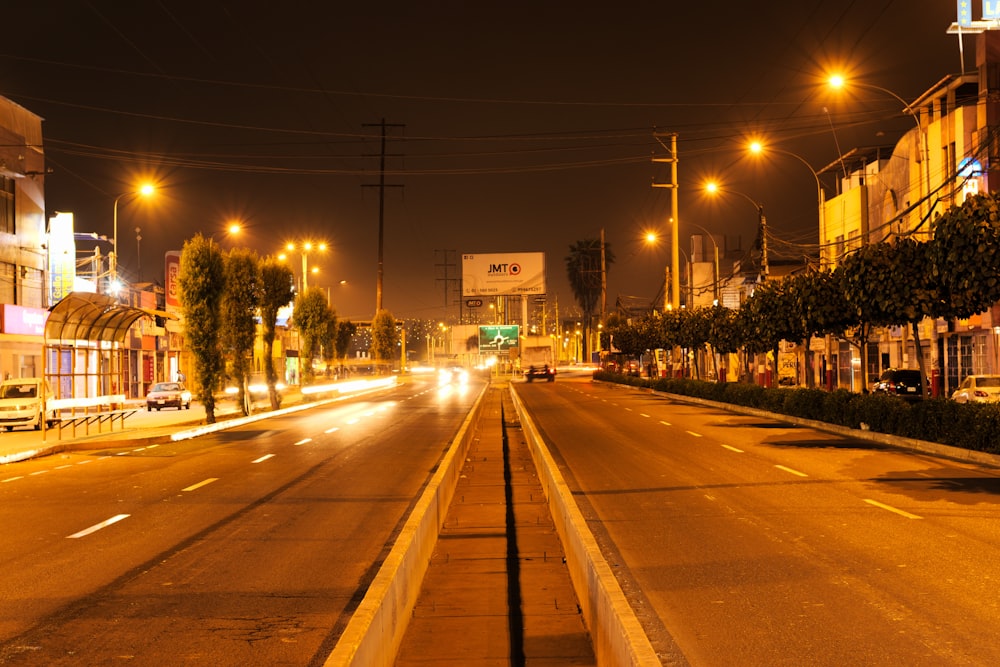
[985,1,1000,21]
[958,0,973,26]
[165,250,182,310]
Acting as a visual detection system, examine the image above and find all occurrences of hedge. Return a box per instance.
[592,371,1000,454]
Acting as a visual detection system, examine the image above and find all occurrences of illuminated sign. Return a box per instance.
[1,304,48,336]
[165,250,182,310]
[985,1,1000,20]
[478,325,519,351]
[462,252,545,297]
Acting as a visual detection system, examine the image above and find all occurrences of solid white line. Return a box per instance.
[182,478,219,492]
[294,438,312,446]
[68,514,130,539]
[659,420,672,427]
[721,444,744,453]
[324,427,340,434]
[775,465,807,477]
[685,431,703,438]
[252,454,275,464]
[864,498,923,519]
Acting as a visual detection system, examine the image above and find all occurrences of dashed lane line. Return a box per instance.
[182,478,219,492]
[252,454,275,464]
[721,444,744,453]
[294,438,312,446]
[864,498,923,519]
[775,464,808,477]
[67,514,130,539]
[685,431,703,438]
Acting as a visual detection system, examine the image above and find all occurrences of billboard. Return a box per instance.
[462,252,545,297]
[478,325,519,352]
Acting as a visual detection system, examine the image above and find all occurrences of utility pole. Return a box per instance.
[435,249,460,321]
[652,131,680,310]
[362,118,405,313]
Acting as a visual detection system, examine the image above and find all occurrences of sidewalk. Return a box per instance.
[394,384,596,666]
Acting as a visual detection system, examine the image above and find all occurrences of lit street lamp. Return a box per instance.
[705,182,767,280]
[111,183,155,291]
[280,240,327,291]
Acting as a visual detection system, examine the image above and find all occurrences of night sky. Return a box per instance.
[1,1,963,321]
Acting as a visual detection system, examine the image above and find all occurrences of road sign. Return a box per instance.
[466,298,483,308]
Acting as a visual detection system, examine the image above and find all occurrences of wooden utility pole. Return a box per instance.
[652,131,680,310]
[362,118,405,313]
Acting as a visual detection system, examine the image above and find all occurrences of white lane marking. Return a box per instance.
[294,438,312,446]
[132,447,146,452]
[721,444,744,453]
[2,476,24,483]
[640,413,650,418]
[55,464,73,470]
[147,444,159,449]
[182,478,219,492]
[68,514,130,539]
[775,465,808,477]
[324,427,340,434]
[864,499,923,520]
[252,454,275,464]
[29,470,48,476]
[659,420,672,427]
[346,418,359,425]
[685,431,703,438]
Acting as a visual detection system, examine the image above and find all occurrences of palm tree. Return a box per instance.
[565,238,614,362]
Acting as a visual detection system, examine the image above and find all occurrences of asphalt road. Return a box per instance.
[0,374,482,666]
[514,376,1000,666]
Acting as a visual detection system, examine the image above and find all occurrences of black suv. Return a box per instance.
[872,368,925,401]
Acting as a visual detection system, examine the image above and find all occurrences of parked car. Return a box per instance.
[525,365,556,382]
[0,377,56,431]
[145,382,192,411]
[871,368,925,401]
[951,374,1000,404]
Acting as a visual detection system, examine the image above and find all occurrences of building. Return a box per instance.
[820,26,1000,394]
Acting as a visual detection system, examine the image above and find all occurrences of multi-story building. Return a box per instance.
[820,27,1000,395]
[0,96,47,381]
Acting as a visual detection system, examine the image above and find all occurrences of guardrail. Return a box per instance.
[45,395,139,440]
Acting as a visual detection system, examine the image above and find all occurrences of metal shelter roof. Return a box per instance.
[45,291,171,344]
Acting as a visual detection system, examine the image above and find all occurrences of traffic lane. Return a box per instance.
[0,377,480,662]
[517,379,1000,666]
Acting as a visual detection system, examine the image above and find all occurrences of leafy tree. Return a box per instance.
[371,309,398,372]
[258,257,295,410]
[566,238,615,363]
[335,319,357,374]
[292,287,333,385]
[319,307,340,376]
[178,234,226,423]
[929,192,1000,319]
[221,247,262,416]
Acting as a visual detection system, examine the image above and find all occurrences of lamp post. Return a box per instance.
[827,75,928,230]
[111,183,155,291]
[281,241,327,292]
[705,182,767,280]
[748,142,827,265]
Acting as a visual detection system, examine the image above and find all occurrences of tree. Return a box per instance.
[292,287,334,385]
[221,247,262,416]
[319,307,339,376]
[371,309,397,372]
[566,238,615,363]
[258,257,295,410]
[178,234,226,423]
[334,319,357,375]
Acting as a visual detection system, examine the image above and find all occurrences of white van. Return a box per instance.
[0,378,56,431]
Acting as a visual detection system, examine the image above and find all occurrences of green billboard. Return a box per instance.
[479,325,520,351]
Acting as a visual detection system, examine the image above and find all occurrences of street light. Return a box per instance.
[281,240,327,291]
[111,183,155,291]
[827,74,929,228]
[705,181,767,280]
[748,141,827,265]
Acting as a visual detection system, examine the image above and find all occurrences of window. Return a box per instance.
[0,177,13,234]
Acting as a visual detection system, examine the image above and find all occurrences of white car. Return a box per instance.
[0,378,56,431]
[951,375,1000,404]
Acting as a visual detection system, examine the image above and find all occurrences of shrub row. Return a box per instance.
[592,371,1000,455]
